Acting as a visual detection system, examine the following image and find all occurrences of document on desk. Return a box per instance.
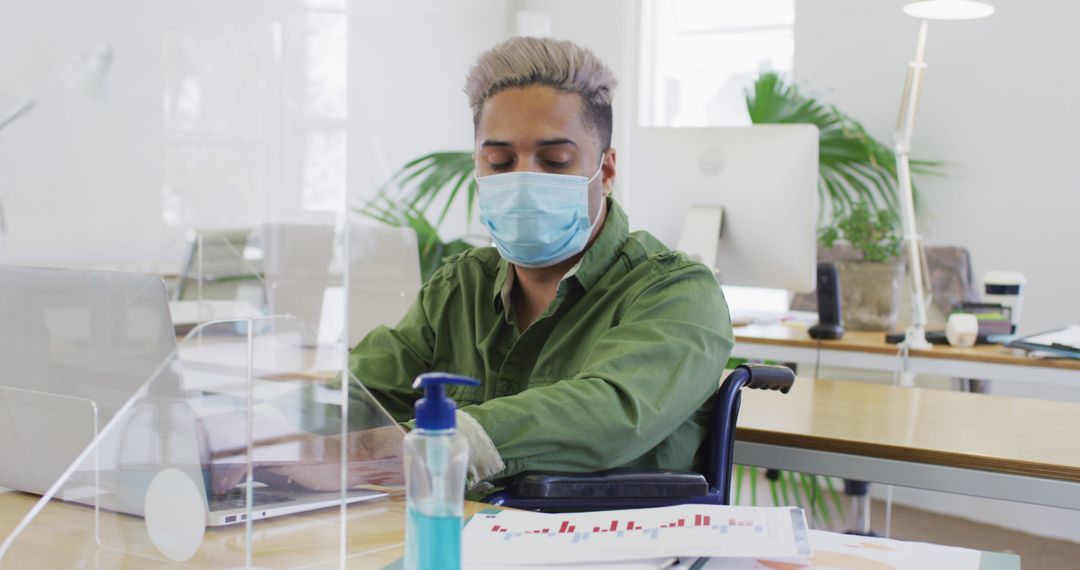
[462,505,811,567]
[1006,324,1080,359]
[697,529,981,569]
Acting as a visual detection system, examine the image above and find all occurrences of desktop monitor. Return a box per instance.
[628,125,819,294]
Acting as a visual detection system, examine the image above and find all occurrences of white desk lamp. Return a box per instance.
[0,44,114,250]
[895,1,992,350]
[0,44,113,135]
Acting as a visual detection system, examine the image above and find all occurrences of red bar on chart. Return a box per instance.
[678,519,685,527]
[492,525,501,532]
[559,521,569,534]
[626,521,635,531]
[568,525,575,533]
[593,526,601,533]
[704,516,711,526]
[609,520,618,532]
[694,514,702,526]
[542,528,549,534]
[729,518,736,526]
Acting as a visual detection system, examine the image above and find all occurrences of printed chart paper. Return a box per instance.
[698,529,982,570]
[462,505,811,566]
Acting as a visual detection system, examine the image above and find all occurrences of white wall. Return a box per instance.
[514,0,637,207]
[0,0,602,262]
[0,0,519,266]
[348,0,514,242]
[0,0,314,269]
[794,0,1080,337]
[0,0,169,268]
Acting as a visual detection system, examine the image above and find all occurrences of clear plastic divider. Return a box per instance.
[1,306,407,567]
[172,229,266,337]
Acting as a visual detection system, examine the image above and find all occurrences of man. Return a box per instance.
[348,36,734,488]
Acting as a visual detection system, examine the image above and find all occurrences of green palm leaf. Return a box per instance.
[384,151,478,231]
[747,72,943,220]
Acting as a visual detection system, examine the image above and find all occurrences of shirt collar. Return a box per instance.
[491,196,629,315]
[569,196,628,291]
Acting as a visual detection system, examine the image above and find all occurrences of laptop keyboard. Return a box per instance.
[210,488,295,511]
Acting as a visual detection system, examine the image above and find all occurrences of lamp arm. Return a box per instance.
[894,18,933,354]
[0,54,89,136]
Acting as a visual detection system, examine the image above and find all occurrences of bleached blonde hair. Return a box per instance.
[464,36,617,149]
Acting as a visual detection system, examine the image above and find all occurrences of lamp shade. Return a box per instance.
[903,0,994,20]
[64,44,114,101]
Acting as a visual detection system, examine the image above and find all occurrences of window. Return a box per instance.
[161,0,348,228]
[639,0,795,127]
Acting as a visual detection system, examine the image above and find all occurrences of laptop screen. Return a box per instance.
[0,266,177,496]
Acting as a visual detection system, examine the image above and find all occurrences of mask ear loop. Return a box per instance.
[586,153,608,226]
[587,155,605,184]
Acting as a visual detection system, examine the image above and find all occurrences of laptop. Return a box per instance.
[0,265,402,526]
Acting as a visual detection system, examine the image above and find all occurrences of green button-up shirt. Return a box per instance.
[349,198,733,481]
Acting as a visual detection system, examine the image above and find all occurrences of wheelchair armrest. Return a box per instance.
[739,363,795,393]
[508,469,709,499]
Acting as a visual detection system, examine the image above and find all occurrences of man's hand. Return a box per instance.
[261,425,405,491]
[201,404,405,494]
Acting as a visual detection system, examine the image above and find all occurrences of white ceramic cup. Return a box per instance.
[946,313,980,348]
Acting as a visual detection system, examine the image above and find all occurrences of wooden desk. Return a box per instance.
[0,490,1019,569]
[734,376,1080,509]
[0,490,486,569]
[733,324,1080,388]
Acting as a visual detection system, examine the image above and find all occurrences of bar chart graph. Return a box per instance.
[464,505,811,566]
[487,512,763,543]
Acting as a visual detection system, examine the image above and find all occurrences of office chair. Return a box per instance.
[482,364,795,512]
[175,227,263,302]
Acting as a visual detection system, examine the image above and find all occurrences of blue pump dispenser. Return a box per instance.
[404,372,480,570]
[413,372,479,430]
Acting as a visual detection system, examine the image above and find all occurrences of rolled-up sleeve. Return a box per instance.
[347,285,436,425]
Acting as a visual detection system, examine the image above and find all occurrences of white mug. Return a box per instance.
[946,313,979,348]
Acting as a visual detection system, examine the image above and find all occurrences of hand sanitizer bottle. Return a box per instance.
[404,372,479,570]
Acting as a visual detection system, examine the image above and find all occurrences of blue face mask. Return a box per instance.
[477,163,603,268]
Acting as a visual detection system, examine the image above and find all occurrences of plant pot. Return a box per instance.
[836,260,905,331]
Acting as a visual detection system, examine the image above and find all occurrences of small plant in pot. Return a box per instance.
[819,202,905,331]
